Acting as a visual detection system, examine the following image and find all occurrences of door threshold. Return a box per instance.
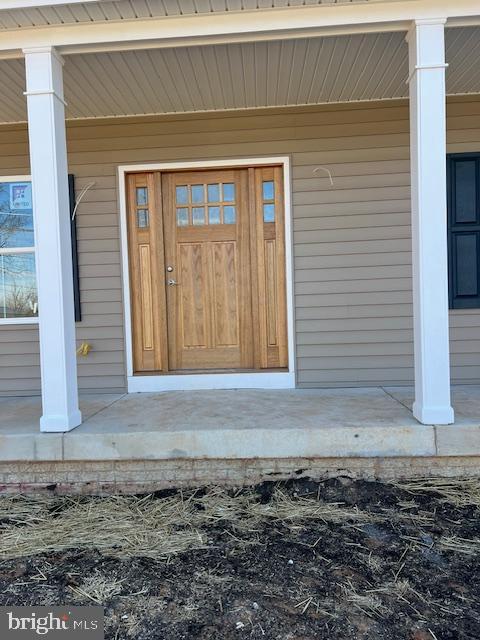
[134,368,289,376]
[127,370,295,393]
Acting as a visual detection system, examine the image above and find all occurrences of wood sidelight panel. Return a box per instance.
[162,169,253,371]
[126,173,167,373]
[252,166,288,369]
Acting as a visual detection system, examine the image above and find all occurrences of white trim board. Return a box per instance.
[1,1,480,58]
[0,317,38,326]
[0,175,32,182]
[128,371,296,393]
[118,156,296,393]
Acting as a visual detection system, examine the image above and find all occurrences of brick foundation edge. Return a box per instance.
[0,456,479,494]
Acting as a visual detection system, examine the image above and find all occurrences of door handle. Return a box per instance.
[167,279,177,286]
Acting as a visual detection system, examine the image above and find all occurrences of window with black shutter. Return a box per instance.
[447,153,480,309]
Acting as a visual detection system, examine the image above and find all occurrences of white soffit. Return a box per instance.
[0,1,375,29]
[0,27,478,123]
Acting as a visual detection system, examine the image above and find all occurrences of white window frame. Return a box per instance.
[0,174,39,325]
[118,156,296,393]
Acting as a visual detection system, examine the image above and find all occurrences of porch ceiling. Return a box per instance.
[0,26,479,123]
[0,0,380,29]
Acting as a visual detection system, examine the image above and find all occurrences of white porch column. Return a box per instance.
[407,20,454,425]
[24,46,81,432]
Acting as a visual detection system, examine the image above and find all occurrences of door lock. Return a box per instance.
[167,279,177,286]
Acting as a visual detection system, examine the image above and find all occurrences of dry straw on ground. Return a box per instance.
[0,493,205,560]
[437,535,480,555]
[393,477,480,508]
[1,480,479,562]
[339,579,390,619]
[0,488,380,561]
[69,571,125,605]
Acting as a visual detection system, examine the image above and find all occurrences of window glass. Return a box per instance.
[262,180,275,222]
[136,187,148,206]
[0,252,37,319]
[0,180,37,320]
[176,186,188,205]
[176,208,189,226]
[263,203,275,223]
[223,183,235,202]
[0,182,34,248]
[224,206,236,224]
[177,181,238,226]
[208,206,221,224]
[263,180,274,201]
[136,209,149,228]
[207,184,220,202]
[191,185,204,204]
[192,207,205,225]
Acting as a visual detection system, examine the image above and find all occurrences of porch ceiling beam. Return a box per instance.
[0,0,479,59]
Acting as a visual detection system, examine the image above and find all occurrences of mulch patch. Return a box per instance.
[0,478,479,639]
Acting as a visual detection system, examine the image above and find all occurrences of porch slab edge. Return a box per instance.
[0,423,443,462]
[0,433,63,462]
[435,424,480,455]
[4,424,480,464]
[61,425,437,460]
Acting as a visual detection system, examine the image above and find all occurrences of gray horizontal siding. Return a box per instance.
[0,95,479,394]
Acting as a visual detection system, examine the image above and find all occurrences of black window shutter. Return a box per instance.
[68,174,82,322]
[447,153,480,309]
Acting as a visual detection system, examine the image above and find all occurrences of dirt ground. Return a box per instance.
[0,478,479,640]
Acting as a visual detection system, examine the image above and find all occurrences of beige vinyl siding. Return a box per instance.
[446,99,480,385]
[0,96,479,394]
[0,325,40,395]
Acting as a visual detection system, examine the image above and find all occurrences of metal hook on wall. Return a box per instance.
[312,166,334,187]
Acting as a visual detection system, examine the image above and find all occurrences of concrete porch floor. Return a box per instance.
[1,386,480,463]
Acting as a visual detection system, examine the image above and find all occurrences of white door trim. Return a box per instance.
[118,156,295,393]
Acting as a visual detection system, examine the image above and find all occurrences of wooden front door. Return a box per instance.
[163,169,253,370]
[126,165,287,374]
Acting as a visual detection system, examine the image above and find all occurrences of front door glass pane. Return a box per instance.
[208,206,221,224]
[176,186,188,205]
[191,185,204,204]
[224,206,236,224]
[223,183,235,202]
[192,207,205,225]
[207,184,220,202]
[176,208,189,226]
